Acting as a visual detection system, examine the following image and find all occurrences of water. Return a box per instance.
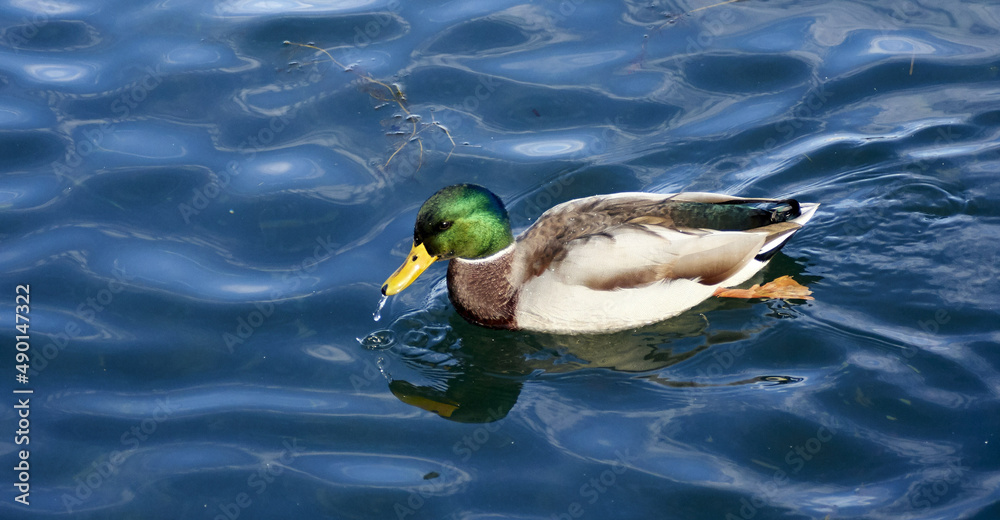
[373,294,389,322]
[2,1,999,519]
[360,329,395,351]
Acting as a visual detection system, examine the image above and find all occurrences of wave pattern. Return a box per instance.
[1,0,999,518]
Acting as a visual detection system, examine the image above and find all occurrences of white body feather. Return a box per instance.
[511,193,819,334]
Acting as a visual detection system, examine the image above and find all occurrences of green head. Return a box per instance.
[415,184,514,259]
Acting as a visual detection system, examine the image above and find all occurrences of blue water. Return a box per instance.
[2,0,999,518]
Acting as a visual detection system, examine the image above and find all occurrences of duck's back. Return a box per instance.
[508,192,817,333]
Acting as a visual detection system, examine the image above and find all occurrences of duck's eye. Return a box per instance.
[437,221,452,231]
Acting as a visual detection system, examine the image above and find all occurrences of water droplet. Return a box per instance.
[373,294,389,321]
[359,330,395,350]
[376,356,391,380]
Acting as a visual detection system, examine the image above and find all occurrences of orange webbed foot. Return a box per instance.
[713,275,814,300]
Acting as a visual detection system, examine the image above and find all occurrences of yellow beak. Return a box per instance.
[382,242,439,296]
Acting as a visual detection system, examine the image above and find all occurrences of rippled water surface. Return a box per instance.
[2,1,1000,519]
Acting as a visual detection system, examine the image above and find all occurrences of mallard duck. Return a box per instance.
[382,184,818,334]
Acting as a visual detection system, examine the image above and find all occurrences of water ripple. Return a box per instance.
[3,1,999,519]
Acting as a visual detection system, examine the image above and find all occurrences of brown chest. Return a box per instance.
[446,252,519,330]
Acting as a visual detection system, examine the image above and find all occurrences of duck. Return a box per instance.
[382,184,818,334]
